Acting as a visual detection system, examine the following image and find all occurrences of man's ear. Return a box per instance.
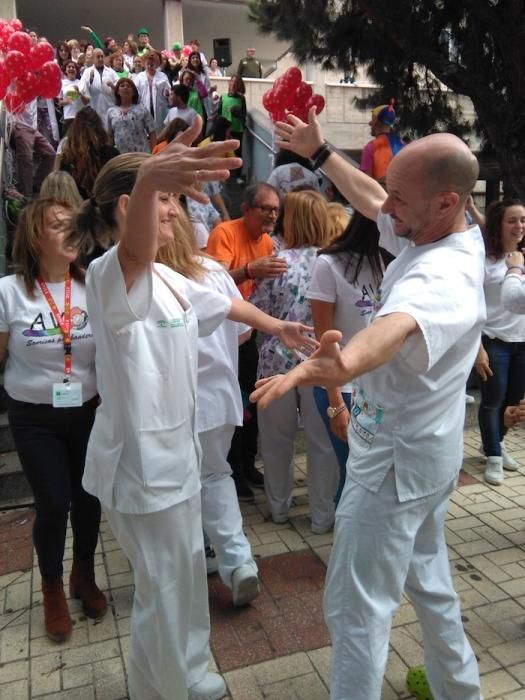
[438,191,460,215]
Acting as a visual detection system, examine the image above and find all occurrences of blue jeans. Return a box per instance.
[313,386,352,505]
[478,336,525,456]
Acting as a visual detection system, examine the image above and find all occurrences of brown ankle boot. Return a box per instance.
[42,578,72,642]
[69,558,108,619]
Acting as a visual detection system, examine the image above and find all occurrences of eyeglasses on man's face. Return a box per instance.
[252,204,280,216]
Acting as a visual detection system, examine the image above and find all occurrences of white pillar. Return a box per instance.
[164,0,184,51]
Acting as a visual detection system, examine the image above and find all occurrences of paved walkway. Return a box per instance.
[1,424,525,699]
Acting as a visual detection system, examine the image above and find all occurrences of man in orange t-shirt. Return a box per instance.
[206,183,286,501]
[206,183,286,298]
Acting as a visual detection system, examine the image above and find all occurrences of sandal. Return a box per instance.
[406,666,434,700]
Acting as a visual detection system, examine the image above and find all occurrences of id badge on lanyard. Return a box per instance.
[38,273,83,408]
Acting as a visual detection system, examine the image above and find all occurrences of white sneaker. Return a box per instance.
[188,672,226,700]
[484,456,504,485]
[271,512,289,524]
[501,442,519,471]
[465,393,475,404]
[231,564,260,607]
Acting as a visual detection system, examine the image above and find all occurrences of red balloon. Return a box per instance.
[295,82,313,106]
[28,41,54,71]
[284,67,302,90]
[40,60,61,82]
[270,107,286,123]
[39,61,62,98]
[0,68,10,100]
[16,71,39,101]
[5,50,28,79]
[40,77,61,99]
[273,82,294,109]
[5,91,25,114]
[0,21,14,51]
[8,31,32,56]
[307,93,326,115]
[9,18,23,32]
[262,89,275,112]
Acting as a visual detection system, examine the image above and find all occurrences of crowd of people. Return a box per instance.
[2,20,525,700]
[7,26,249,207]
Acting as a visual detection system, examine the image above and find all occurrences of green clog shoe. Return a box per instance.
[406,666,434,700]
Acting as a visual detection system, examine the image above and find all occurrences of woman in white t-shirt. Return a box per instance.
[67,124,316,700]
[0,199,106,644]
[58,61,82,133]
[475,199,525,486]
[307,210,387,503]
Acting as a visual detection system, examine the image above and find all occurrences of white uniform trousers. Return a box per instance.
[105,494,210,700]
[324,469,482,700]
[200,425,257,587]
[259,385,338,530]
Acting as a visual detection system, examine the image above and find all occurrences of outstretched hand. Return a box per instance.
[250,330,349,409]
[274,106,325,159]
[141,116,242,204]
[277,322,319,354]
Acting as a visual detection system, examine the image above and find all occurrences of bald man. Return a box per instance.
[251,112,484,700]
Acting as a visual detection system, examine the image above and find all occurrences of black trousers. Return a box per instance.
[8,395,101,580]
[228,331,259,477]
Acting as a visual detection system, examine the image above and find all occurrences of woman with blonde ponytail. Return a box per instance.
[68,118,317,700]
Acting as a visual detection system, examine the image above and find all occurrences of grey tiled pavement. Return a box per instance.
[1,424,525,699]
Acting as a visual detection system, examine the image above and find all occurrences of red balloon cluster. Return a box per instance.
[0,18,61,114]
[262,67,325,123]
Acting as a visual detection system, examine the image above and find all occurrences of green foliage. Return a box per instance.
[249,0,525,194]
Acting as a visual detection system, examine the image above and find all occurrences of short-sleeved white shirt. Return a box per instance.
[83,246,231,514]
[340,213,486,504]
[60,78,82,120]
[196,258,249,433]
[0,275,97,404]
[163,105,198,126]
[501,273,525,315]
[483,257,525,341]
[307,253,382,392]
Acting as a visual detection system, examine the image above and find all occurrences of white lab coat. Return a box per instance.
[135,69,170,133]
[79,66,119,121]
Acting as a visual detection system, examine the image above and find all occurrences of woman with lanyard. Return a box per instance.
[68,117,317,700]
[0,199,105,643]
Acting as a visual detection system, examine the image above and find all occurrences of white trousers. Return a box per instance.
[199,425,257,587]
[259,385,338,530]
[105,494,210,700]
[324,469,482,700]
